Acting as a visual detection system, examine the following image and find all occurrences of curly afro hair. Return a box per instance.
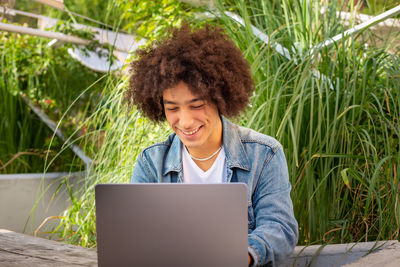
[127,23,254,122]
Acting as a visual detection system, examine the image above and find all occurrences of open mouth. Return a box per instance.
[179,126,202,136]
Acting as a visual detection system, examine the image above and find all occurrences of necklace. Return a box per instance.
[188,146,222,161]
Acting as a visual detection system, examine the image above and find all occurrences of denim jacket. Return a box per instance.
[131,117,298,266]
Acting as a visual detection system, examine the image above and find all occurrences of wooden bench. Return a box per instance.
[1,228,399,266]
[0,229,97,266]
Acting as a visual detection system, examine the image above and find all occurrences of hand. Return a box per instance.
[248,253,253,266]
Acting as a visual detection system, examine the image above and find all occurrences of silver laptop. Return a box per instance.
[95,183,248,267]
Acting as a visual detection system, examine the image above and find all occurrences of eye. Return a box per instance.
[192,104,205,109]
[166,107,178,111]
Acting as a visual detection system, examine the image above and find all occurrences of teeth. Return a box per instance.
[182,127,200,135]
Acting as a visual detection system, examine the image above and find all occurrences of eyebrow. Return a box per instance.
[163,98,204,105]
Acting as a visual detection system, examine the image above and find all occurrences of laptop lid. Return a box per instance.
[95,183,248,267]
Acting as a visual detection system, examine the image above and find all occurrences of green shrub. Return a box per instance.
[0,27,104,173]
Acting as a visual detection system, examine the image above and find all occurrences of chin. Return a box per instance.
[182,141,201,149]
[182,139,204,149]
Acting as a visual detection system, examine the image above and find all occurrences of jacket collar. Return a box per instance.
[162,116,250,175]
[163,133,183,176]
[221,117,250,171]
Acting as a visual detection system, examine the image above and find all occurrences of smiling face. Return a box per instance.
[162,81,223,157]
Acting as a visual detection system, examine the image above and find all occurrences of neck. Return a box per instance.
[188,145,223,172]
[187,145,222,161]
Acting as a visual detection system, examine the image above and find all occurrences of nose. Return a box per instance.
[179,110,194,129]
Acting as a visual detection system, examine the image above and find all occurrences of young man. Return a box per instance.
[128,24,298,266]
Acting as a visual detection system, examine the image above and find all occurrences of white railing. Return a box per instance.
[330,9,400,28]
[223,11,294,61]
[218,11,333,89]
[311,5,400,54]
[0,21,91,45]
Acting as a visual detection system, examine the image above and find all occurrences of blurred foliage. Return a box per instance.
[115,0,205,40]
[0,0,206,174]
[12,0,207,41]
[0,24,105,173]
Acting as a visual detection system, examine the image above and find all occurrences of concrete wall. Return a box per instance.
[282,240,399,266]
[344,241,400,267]
[0,172,84,235]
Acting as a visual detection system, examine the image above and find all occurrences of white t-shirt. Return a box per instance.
[182,145,227,183]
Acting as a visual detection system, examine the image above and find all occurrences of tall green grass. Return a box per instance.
[216,0,400,244]
[46,0,399,247]
[46,76,170,245]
